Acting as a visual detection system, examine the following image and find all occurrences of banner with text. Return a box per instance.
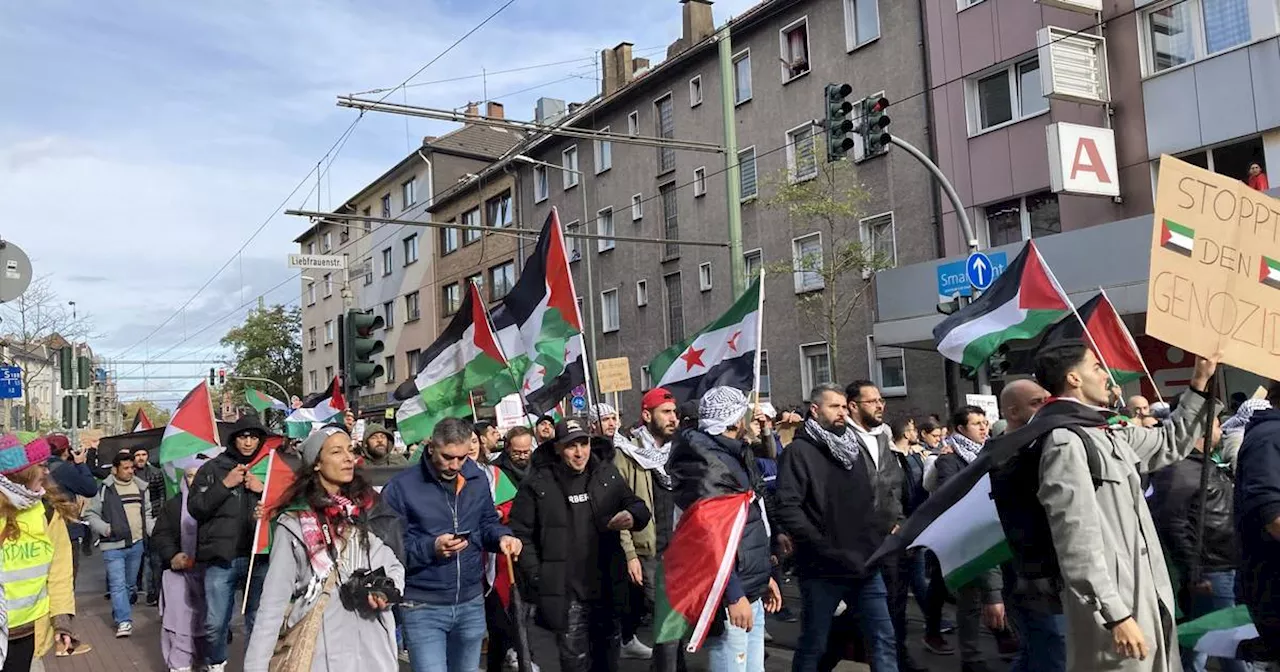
[1147,155,1280,381]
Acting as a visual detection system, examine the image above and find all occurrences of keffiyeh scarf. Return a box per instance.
[943,431,984,465]
[698,387,750,436]
[804,417,862,470]
[621,425,672,487]
[0,473,44,511]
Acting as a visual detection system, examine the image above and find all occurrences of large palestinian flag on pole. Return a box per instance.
[129,409,154,433]
[649,275,762,402]
[1040,292,1146,385]
[934,240,1071,370]
[251,448,297,555]
[158,382,222,495]
[491,208,587,414]
[284,377,346,439]
[655,492,754,652]
[396,282,517,445]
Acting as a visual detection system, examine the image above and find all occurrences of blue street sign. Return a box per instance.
[571,395,587,411]
[966,252,996,290]
[0,366,21,400]
[936,252,1008,301]
[571,384,586,398]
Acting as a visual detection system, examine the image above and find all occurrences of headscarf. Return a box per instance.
[803,417,862,470]
[697,387,750,436]
[589,403,618,424]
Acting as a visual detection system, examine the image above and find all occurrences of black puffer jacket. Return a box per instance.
[668,428,771,604]
[188,418,268,565]
[508,449,651,633]
[1152,452,1237,574]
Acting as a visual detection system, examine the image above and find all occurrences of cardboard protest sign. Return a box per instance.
[1147,155,1280,382]
[595,357,633,394]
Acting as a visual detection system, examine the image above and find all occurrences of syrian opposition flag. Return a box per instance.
[245,388,289,414]
[158,382,223,495]
[250,447,297,555]
[934,240,1071,371]
[655,492,754,652]
[1160,219,1195,257]
[129,409,154,433]
[491,208,586,414]
[1040,293,1146,385]
[1260,255,1280,290]
[396,282,517,445]
[649,275,762,402]
[284,377,347,439]
[1177,606,1266,660]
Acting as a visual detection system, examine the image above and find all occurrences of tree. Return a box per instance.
[0,275,91,430]
[765,149,893,382]
[121,399,172,427]
[219,303,302,403]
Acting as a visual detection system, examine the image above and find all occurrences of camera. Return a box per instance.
[339,567,402,617]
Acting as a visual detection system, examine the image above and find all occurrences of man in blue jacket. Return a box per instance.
[383,417,522,672]
[1234,381,1280,656]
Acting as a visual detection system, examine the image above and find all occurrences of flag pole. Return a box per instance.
[1096,286,1165,405]
[242,447,275,615]
[1035,244,1121,393]
[750,268,766,413]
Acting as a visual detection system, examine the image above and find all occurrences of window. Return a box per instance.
[322,273,333,297]
[627,111,639,135]
[744,248,763,285]
[594,129,613,174]
[699,262,713,291]
[406,349,421,378]
[565,220,582,262]
[664,273,684,344]
[467,272,484,299]
[383,300,394,330]
[759,351,772,399]
[440,222,459,255]
[640,365,652,390]
[381,248,393,275]
[322,232,332,252]
[984,192,1061,246]
[362,206,372,234]
[306,282,316,306]
[325,365,334,383]
[442,283,462,316]
[308,370,318,392]
[780,18,811,81]
[534,166,549,202]
[339,224,349,244]
[462,208,482,245]
[1145,0,1252,73]
[384,356,396,384]
[636,279,648,306]
[868,336,907,396]
[689,76,703,107]
[306,242,316,255]
[562,146,580,188]
[844,0,880,50]
[489,261,516,301]
[590,208,612,252]
[307,327,317,350]
[403,234,419,265]
[631,193,643,221]
[402,178,416,210]
[787,123,818,182]
[380,194,391,219]
[323,320,335,344]
[659,183,679,258]
[601,289,620,333]
[970,58,1047,133]
[405,291,421,322]
[732,50,752,104]
[800,342,832,393]
[792,233,824,292]
[859,212,897,275]
[363,258,373,286]
[485,192,512,230]
[738,147,758,200]
[693,167,707,197]
[655,94,675,174]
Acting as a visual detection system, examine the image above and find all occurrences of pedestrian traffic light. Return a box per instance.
[342,309,385,392]
[861,96,892,158]
[58,347,74,390]
[77,356,92,390]
[824,83,855,162]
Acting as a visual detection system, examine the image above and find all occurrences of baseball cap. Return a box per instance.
[553,419,590,448]
[641,387,676,412]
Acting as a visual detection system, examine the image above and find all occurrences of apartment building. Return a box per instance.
[514,0,947,415]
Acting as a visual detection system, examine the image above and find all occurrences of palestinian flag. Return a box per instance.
[491,208,587,415]
[934,240,1071,371]
[284,377,346,439]
[655,492,754,652]
[251,448,297,555]
[649,275,762,402]
[1177,606,1266,660]
[129,409,154,433]
[245,388,289,414]
[1260,255,1280,290]
[1160,219,1195,257]
[158,382,222,495]
[1041,293,1146,385]
[396,282,517,445]
[485,464,520,607]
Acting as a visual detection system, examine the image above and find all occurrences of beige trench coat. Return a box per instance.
[1038,390,1216,672]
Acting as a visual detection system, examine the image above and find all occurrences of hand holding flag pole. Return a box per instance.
[504,553,534,672]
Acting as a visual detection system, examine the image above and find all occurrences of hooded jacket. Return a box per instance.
[1235,407,1280,642]
[361,423,408,467]
[187,415,268,564]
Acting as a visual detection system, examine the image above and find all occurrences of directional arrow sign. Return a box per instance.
[966,252,995,291]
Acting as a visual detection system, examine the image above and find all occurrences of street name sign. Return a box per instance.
[287,254,347,270]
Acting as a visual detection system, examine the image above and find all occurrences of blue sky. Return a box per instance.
[0,0,757,403]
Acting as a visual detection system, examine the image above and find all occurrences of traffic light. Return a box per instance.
[61,397,73,429]
[342,309,385,392]
[861,96,892,158]
[209,368,217,386]
[218,368,226,386]
[77,356,92,390]
[58,346,74,389]
[76,396,89,428]
[824,83,855,162]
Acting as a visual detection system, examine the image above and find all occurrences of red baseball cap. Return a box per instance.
[642,387,676,412]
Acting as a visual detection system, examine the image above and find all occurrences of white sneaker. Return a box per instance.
[205,663,227,672]
[503,649,519,672]
[621,636,653,660]
[115,621,132,638]
[833,601,847,617]
[169,668,192,672]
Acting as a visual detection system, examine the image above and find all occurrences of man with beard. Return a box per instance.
[535,415,557,444]
[493,426,535,486]
[476,421,502,462]
[361,422,408,467]
[776,383,897,672]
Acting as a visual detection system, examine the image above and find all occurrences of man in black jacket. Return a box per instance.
[187,414,268,672]
[667,387,781,672]
[131,447,167,605]
[775,383,896,672]
[1235,382,1280,656]
[508,419,652,672]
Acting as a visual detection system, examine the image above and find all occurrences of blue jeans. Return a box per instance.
[203,556,268,665]
[794,573,897,672]
[1008,602,1066,672]
[401,596,488,672]
[103,542,144,625]
[1180,571,1253,672]
[707,598,766,672]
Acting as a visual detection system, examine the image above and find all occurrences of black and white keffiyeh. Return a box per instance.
[943,431,984,465]
[698,387,750,435]
[804,417,862,470]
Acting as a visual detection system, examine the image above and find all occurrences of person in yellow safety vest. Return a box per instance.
[0,436,82,671]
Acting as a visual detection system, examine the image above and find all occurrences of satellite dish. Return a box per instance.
[0,241,33,303]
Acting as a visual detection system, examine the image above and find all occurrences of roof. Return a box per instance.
[427,124,524,160]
